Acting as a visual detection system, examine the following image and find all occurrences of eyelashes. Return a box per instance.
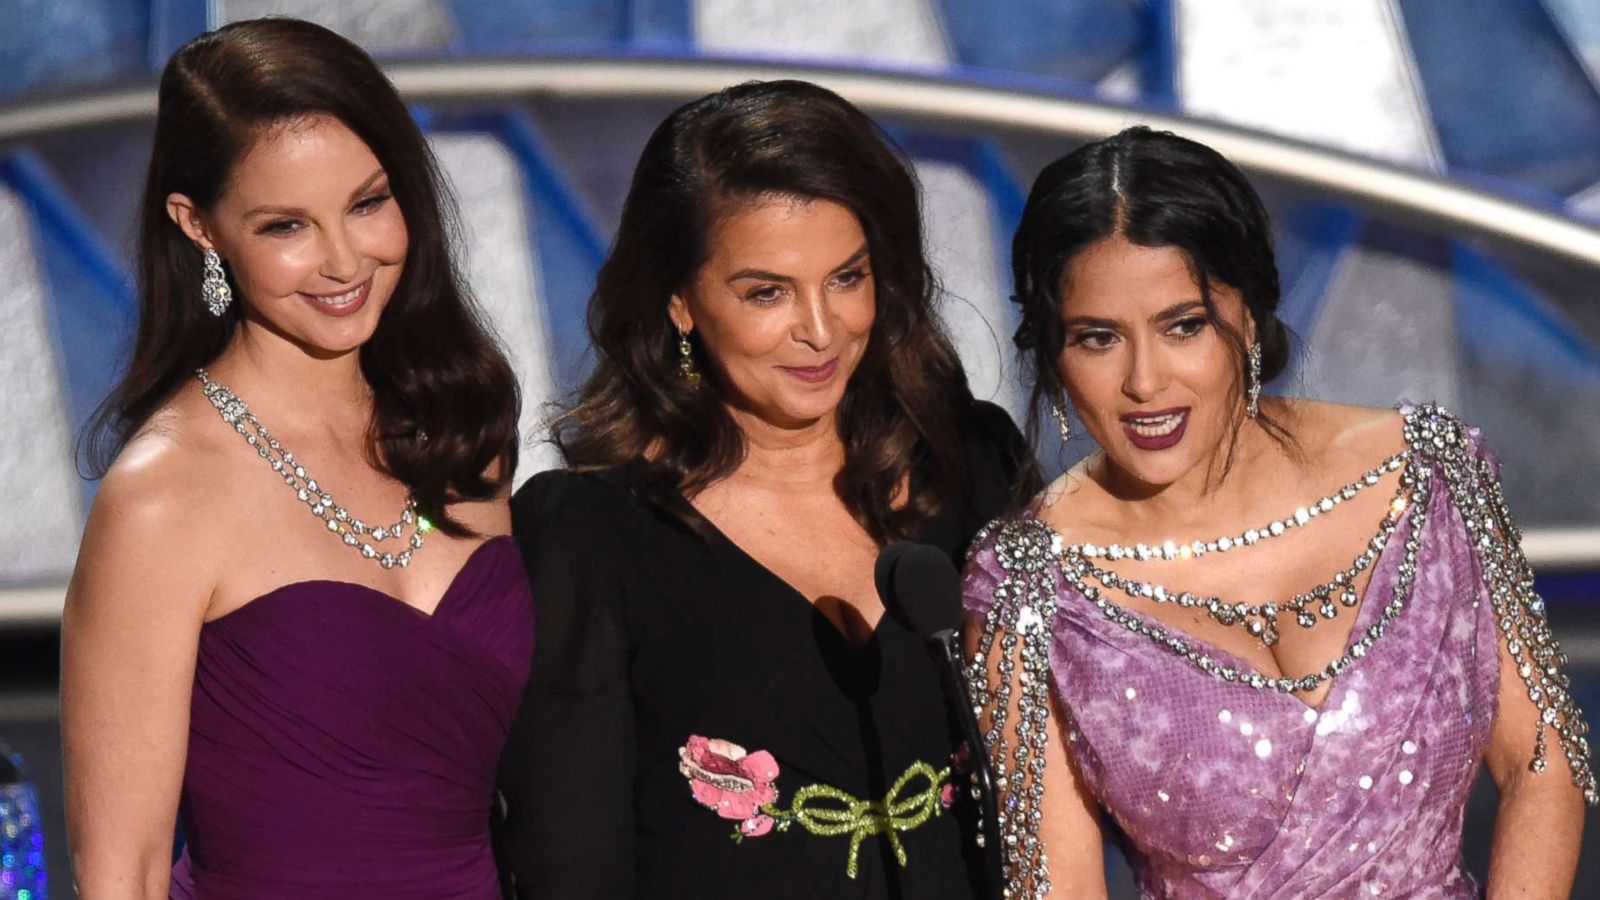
[1066,316,1212,350]
[742,267,871,305]
[252,191,393,237]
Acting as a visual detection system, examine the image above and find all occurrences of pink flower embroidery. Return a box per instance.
[740,814,775,837]
[679,736,780,824]
[940,783,955,809]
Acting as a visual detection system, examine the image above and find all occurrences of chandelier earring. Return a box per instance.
[201,247,233,317]
[1050,394,1073,443]
[1246,341,1262,419]
[677,325,700,384]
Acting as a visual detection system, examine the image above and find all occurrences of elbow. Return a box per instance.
[69,843,174,900]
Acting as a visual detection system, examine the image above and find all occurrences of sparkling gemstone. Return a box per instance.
[361,544,376,558]
[372,527,387,541]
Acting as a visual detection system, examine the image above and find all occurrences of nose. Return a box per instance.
[317,223,361,284]
[1121,336,1165,402]
[792,287,835,352]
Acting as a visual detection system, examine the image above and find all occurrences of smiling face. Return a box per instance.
[167,114,408,356]
[670,195,876,431]
[1057,233,1253,490]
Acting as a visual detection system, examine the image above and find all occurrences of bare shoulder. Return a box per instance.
[74,394,235,614]
[1281,398,1407,468]
[1035,456,1106,535]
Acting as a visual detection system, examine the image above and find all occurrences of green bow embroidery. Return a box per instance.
[731,760,952,879]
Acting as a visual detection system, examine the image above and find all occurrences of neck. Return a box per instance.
[727,405,846,492]
[205,318,372,436]
[1098,414,1276,528]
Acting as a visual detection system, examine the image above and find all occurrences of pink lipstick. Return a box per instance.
[778,358,839,384]
[299,277,371,318]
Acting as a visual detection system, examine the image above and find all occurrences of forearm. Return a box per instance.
[1485,775,1584,899]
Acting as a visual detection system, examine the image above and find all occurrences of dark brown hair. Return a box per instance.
[85,17,518,534]
[1011,126,1295,461]
[556,80,975,543]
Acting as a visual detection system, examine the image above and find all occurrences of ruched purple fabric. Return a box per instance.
[964,462,1498,898]
[169,536,533,899]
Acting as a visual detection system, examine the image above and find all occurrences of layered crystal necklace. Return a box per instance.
[197,369,429,570]
[1048,450,1430,693]
[1067,453,1412,645]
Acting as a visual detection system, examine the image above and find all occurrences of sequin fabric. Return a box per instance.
[963,410,1592,898]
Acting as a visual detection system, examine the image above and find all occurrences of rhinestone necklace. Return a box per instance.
[197,369,429,569]
[1070,452,1408,563]
[1069,467,1416,645]
[1048,463,1433,694]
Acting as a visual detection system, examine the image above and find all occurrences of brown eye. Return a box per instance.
[830,268,868,289]
[747,285,783,304]
[1072,329,1117,350]
[258,219,302,236]
[354,192,392,213]
[1169,316,1208,339]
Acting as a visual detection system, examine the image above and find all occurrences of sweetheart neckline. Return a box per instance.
[203,535,517,626]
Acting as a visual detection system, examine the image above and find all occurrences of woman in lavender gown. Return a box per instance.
[60,19,529,899]
[963,127,1593,898]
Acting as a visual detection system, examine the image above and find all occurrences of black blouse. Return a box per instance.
[496,402,1028,899]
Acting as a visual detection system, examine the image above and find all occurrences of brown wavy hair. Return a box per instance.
[84,17,518,535]
[555,80,975,543]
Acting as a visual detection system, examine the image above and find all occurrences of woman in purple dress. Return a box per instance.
[964,127,1594,898]
[60,19,529,899]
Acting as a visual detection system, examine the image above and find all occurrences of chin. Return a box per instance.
[1104,443,1198,489]
[766,391,846,428]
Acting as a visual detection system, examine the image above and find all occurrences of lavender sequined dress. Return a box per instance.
[962,411,1592,899]
[168,536,534,899]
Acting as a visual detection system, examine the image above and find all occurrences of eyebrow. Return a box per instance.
[242,169,389,219]
[725,245,870,284]
[1063,299,1205,329]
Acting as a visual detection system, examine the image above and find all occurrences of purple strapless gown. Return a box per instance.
[169,536,533,899]
[964,466,1498,898]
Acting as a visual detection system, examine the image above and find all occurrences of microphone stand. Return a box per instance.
[925,627,1004,900]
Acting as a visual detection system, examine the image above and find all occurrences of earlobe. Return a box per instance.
[165,193,213,252]
[668,293,693,334]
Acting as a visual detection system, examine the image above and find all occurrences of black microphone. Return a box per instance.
[876,541,1004,900]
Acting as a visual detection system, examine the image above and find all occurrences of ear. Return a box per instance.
[165,193,214,252]
[668,293,694,334]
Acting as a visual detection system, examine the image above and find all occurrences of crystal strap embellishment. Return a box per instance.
[196,369,428,570]
[1403,404,1595,804]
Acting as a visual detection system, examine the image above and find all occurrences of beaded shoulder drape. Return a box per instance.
[962,405,1594,899]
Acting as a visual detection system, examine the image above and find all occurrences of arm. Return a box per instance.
[961,524,1108,900]
[1483,618,1585,900]
[964,611,1107,900]
[61,457,214,899]
[496,474,636,899]
[1449,429,1589,898]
